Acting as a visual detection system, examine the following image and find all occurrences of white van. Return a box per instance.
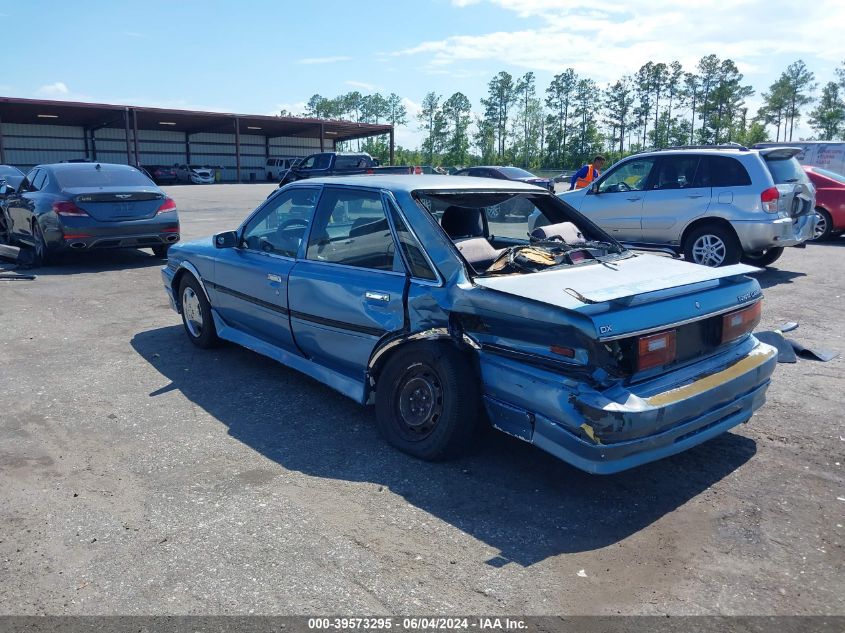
[755,142,845,176]
[266,157,302,181]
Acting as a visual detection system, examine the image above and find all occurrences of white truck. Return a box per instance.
[754,142,845,176]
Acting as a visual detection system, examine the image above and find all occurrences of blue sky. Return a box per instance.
[3,0,844,146]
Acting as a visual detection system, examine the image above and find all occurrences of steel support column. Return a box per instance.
[124,108,132,165]
[234,117,242,183]
[185,132,191,165]
[132,109,140,166]
[319,123,325,152]
[83,127,90,160]
[389,128,394,165]
[0,113,6,165]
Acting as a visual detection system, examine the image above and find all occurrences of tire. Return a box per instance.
[152,244,171,258]
[178,275,219,349]
[31,221,53,267]
[742,246,784,267]
[683,224,741,267]
[374,342,480,461]
[0,209,12,244]
[813,208,833,241]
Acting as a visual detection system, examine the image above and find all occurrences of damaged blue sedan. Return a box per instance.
[161,176,777,474]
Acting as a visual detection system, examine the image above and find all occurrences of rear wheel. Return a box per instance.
[0,210,12,244]
[375,343,479,461]
[31,221,53,267]
[742,246,784,267]
[683,224,741,267]
[179,276,219,349]
[152,244,171,258]
[813,208,833,241]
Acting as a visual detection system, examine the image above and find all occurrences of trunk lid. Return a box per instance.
[474,254,761,340]
[70,186,165,221]
[761,150,815,217]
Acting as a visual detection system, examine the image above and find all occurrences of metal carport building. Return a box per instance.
[0,96,395,182]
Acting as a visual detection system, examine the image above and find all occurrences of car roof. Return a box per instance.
[295,174,551,193]
[36,162,143,172]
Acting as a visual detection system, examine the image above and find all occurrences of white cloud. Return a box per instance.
[36,82,69,97]
[297,56,352,65]
[345,80,378,92]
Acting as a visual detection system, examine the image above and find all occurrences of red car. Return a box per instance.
[804,166,845,240]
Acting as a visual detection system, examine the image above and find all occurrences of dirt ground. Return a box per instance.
[0,183,842,615]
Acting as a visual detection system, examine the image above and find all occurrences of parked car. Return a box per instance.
[0,162,179,265]
[146,165,179,185]
[278,152,414,186]
[451,166,554,219]
[176,164,215,184]
[161,175,776,474]
[0,165,26,191]
[266,157,302,181]
[530,146,817,267]
[803,166,845,240]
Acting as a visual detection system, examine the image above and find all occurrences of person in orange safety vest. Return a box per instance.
[569,155,605,190]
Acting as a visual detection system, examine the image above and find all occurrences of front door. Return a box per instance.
[210,187,320,351]
[640,155,712,245]
[579,156,657,241]
[288,186,407,380]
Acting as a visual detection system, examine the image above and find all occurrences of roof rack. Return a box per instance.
[634,143,749,154]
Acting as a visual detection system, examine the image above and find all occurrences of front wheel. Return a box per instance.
[742,246,784,267]
[683,224,741,267]
[178,276,219,349]
[375,343,479,461]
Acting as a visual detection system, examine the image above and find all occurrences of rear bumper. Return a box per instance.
[733,214,817,251]
[481,337,777,474]
[45,216,180,251]
[55,232,180,251]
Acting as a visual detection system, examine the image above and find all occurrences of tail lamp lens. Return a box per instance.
[52,201,89,217]
[637,330,677,371]
[157,197,177,214]
[721,301,762,344]
[761,187,780,212]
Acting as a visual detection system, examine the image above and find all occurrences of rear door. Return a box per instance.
[578,156,657,241]
[211,187,320,351]
[287,186,407,380]
[640,155,711,244]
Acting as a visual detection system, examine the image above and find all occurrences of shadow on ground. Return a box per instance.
[132,325,756,567]
[752,266,807,289]
[17,248,165,276]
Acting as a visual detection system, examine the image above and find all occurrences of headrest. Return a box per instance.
[530,221,585,244]
[441,206,484,239]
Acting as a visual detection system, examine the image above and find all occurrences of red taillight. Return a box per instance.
[761,187,780,212]
[52,201,89,217]
[550,345,575,358]
[157,197,177,214]
[637,330,677,371]
[161,227,180,233]
[721,301,762,344]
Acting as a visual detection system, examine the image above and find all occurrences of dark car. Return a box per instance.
[0,165,26,191]
[450,166,554,219]
[147,165,179,185]
[804,166,845,240]
[278,152,413,186]
[0,162,179,265]
[161,175,776,474]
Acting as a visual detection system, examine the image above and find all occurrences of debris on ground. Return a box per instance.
[755,323,839,363]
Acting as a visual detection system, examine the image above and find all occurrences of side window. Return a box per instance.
[699,157,751,187]
[313,154,331,169]
[654,157,700,190]
[300,155,316,169]
[388,200,437,281]
[32,170,48,191]
[241,188,320,257]
[335,155,368,169]
[306,189,398,271]
[598,158,656,193]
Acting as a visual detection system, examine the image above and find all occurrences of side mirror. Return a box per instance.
[214,231,238,249]
[0,183,14,196]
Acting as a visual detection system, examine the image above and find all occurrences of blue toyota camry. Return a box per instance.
[161,175,777,474]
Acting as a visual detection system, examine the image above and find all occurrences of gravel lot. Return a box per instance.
[0,183,842,615]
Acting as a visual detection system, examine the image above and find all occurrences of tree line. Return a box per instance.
[286,57,845,169]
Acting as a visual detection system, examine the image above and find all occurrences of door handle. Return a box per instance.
[365,291,390,302]
[267,273,282,283]
[627,196,642,201]
[687,194,704,199]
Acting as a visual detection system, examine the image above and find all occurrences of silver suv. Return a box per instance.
[533,146,817,267]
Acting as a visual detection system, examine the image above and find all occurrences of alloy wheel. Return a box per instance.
[691,234,726,267]
[182,286,204,338]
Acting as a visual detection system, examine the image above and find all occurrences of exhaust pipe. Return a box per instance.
[165,235,179,243]
[70,242,87,249]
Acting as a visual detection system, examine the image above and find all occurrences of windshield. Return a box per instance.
[0,165,24,187]
[415,190,625,276]
[813,167,845,184]
[765,156,809,184]
[55,166,156,189]
[497,167,536,179]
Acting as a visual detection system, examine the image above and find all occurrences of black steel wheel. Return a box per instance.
[375,343,480,461]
